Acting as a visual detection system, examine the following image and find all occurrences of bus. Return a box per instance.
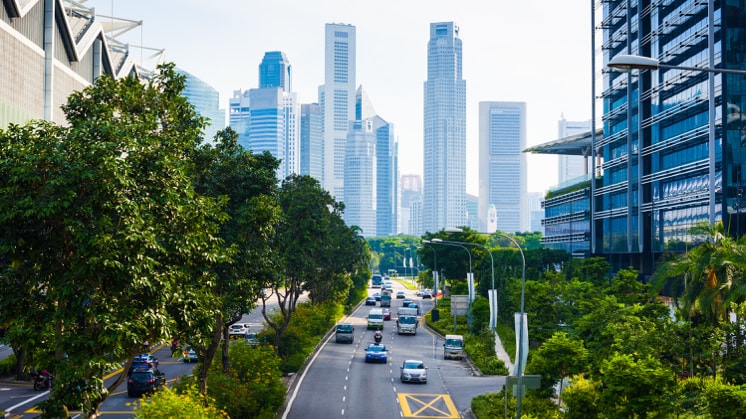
[371,274,383,288]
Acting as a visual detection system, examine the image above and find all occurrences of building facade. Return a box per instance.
[478,101,527,234]
[423,22,467,234]
[400,174,423,236]
[319,23,356,202]
[300,103,323,181]
[597,0,746,276]
[344,119,377,236]
[177,68,225,142]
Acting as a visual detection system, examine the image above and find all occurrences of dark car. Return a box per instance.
[402,298,413,307]
[129,353,159,372]
[373,292,382,301]
[127,367,166,397]
[396,291,406,299]
[364,343,388,363]
[365,296,377,306]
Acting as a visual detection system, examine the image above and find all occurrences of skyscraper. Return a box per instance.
[319,23,356,202]
[344,119,377,237]
[423,22,466,234]
[400,174,423,236]
[300,103,323,181]
[557,117,591,184]
[177,68,225,142]
[478,101,527,234]
[242,51,300,180]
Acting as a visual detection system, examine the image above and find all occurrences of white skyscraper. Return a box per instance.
[344,119,377,237]
[557,117,591,184]
[478,101,527,234]
[423,22,466,234]
[319,23,356,202]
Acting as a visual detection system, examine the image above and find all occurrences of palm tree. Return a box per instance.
[651,221,746,324]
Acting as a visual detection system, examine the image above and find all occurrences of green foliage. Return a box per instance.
[700,376,746,419]
[471,390,560,419]
[598,352,676,417]
[561,375,601,419]
[0,354,15,377]
[527,332,588,397]
[203,343,285,419]
[133,382,229,419]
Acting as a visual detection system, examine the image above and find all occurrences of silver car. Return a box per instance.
[400,359,427,383]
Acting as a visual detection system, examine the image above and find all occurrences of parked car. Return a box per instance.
[182,346,199,363]
[396,291,406,299]
[365,296,377,306]
[400,359,428,383]
[127,367,166,397]
[364,343,389,363]
[382,308,391,320]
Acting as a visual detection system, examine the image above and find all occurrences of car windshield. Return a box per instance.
[445,339,463,347]
[368,314,383,319]
[337,324,353,332]
[399,316,416,324]
[368,345,385,352]
[404,361,424,369]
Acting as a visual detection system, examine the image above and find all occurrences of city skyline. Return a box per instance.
[82,0,592,196]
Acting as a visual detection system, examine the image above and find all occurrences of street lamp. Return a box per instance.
[421,240,439,305]
[445,228,526,418]
[432,238,472,275]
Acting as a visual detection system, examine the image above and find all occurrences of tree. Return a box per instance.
[187,128,280,390]
[598,353,676,417]
[0,64,226,417]
[527,332,588,406]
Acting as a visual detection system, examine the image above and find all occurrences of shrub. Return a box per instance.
[133,382,228,419]
[561,375,601,419]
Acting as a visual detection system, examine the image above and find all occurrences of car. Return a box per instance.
[415,289,424,297]
[365,296,377,306]
[127,366,166,397]
[245,332,259,347]
[402,298,413,307]
[382,308,391,320]
[364,343,388,363]
[396,291,406,299]
[421,290,432,299]
[229,323,248,335]
[182,346,199,363]
[130,353,159,372]
[373,292,382,301]
[400,359,428,383]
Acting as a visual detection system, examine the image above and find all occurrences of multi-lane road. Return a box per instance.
[1,281,505,418]
[281,281,506,419]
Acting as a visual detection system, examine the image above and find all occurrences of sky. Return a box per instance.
[83,0,594,195]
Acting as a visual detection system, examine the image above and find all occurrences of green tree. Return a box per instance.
[188,127,280,390]
[133,383,229,419]
[527,332,588,406]
[0,64,226,417]
[598,352,676,417]
[561,375,601,419]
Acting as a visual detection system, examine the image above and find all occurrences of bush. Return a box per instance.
[562,375,601,419]
[472,390,560,419]
[133,382,228,419]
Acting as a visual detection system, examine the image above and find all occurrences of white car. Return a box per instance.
[400,359,427,383]
[229,324,248,335]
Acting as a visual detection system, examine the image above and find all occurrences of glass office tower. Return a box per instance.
[599,0,746,275]
[423,22,467,234]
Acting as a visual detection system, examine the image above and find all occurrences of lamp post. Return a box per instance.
[421,240,439,306]
[432,238,475,330]
[445,228,525,418]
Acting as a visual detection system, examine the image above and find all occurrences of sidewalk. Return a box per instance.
[495,332,514,372]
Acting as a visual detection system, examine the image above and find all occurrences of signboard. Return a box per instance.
[450,295,469,316]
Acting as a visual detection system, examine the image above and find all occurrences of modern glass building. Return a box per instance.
[300,103,323,181]
[177,68,225,142]
[319,23,356,202]
[478,101,527,234]
[344,119,377,237]
[259,51,291,90]
[423,22,467,234]
[598,0,746,276]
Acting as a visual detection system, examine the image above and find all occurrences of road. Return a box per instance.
[281,281,506,419]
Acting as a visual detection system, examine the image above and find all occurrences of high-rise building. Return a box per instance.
[557,117,591,185]
[423,22,466,234]
[596,0,746,276]
[344,119,377,237]
[319,23,356,202]
[527,192,543,234]
[465,194,479,230]
[177,68,225,142]
[234,52,300,180]
[478,101,527,234]
[400,174,423,236]
[300,103,323,181]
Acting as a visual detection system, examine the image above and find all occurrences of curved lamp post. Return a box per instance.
[445,227,525,418]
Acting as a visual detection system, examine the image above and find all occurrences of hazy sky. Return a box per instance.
[83,0,593,195]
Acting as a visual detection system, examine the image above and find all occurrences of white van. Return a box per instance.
[367,308,384,330]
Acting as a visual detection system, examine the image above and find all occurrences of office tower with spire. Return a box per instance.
[319,23,356,202]
[478,101,527,234]
[423,22,466,234]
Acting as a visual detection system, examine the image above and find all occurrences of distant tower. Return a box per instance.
[177,68,225,142]
[400,174,423,235]
[344,118,377,236]
[479,101,527,234]
[558,116,591,184]
[300,103,323,181]
[423,22,466,234]
[319,23,356,201]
